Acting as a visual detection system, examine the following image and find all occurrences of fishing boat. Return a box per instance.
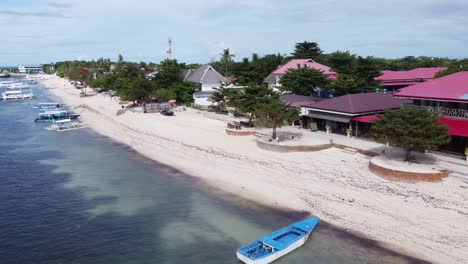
[7,82,31,89]
[45,119,87,132]
[2,90,35,101]
[0,80,17,88]
[33,102,68,111]
[34,110,80,123]
[236,217,320,264]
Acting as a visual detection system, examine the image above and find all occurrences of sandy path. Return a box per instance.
[42,76,468,264]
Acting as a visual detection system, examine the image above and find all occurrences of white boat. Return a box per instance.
[1,90,35,101]
[7,82,31,89]
[25,75,44,83]
[45,119,87,132]
[0,80,17,88]
[236,217,320,264]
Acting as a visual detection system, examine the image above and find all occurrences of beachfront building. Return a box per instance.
[263,59,337,89]
[300,93,411,136]
[18,64,44,74]
[184,65,228,107]
[394,71,468,154]
[375,67,447,92]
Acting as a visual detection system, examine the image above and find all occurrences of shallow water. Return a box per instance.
[0,83,427,264]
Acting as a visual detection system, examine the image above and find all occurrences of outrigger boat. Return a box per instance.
[45,119,87,132]
[34,110,80,123]
[2,90,35,101]
[236,217,319,264]
[33,102,68,111]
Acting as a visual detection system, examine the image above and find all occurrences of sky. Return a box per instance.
[0,0,467,65]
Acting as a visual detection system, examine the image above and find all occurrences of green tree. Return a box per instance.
[327,51,356,75]
[153,59,182,89]
[255,98,300,140]
[220,48,235,76]
[292,41,322,60]
[355,56,382,90]
[151,88,177,101]
[279,67,330,96]
[230,84,276,121]
[436,59,468,78]
[169,81,197,104]
[331,75,365,96]
[370,107,449,161]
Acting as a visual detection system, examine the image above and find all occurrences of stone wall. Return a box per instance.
[225,129,255,136]
[256,140,333,153]
[369,160,451,183]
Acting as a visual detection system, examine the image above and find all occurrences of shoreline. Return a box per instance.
[77,128,430,264]
[41,76,468,264]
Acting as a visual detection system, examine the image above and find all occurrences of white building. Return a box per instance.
[183,65,228,107]
[18,64,43,74]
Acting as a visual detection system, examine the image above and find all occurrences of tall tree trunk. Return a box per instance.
[272,126,277,140]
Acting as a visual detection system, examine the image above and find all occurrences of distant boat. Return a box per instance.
[33,102,68,111]
[237,217,320,264]
[34,110,80,123]
[2,90,35,101]
[45,119,87,132]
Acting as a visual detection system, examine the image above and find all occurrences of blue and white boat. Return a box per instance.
[33,102,68,111]
[34,110,80,123]
[236,217,319,264]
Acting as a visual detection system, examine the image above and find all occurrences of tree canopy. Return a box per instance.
[292,41,322,60]
[279,67,330,96]
[370,107,449,161]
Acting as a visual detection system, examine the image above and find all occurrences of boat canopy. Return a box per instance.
[5,90,23,95]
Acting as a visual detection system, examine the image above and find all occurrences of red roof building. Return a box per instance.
[299,93,411,136]
[264,59,337,88]
[394,71,468,153]
[375,67,447,90]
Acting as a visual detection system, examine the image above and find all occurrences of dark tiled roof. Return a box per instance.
[183,65,227,84]
[280,94,323,105]
[301,93,412,114]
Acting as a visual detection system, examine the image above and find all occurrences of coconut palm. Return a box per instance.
[220,49,235,76]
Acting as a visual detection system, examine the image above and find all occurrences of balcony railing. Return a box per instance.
[404,105,468,119]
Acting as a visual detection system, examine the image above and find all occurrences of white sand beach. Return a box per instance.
[42,76,468,264]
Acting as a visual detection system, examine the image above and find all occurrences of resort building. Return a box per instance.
[183,65,228,107]
[264,59,337,88]
[394,71,468,154]
[18,64,44,74]
[375,67,447,91]
[300,93,411,136]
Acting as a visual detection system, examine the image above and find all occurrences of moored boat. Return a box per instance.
[2,90,35,101]
[45,119,87,131]
[33,102,68,111]
[236,217,319,264]
[34,110,80,123]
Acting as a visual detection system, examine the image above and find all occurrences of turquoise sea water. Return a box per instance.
[0,83,428,263]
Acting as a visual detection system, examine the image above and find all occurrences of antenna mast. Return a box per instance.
[167,37,173,59]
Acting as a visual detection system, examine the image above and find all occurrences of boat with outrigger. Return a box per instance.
[34,110,80,123]
[33,102,68,111]
[236,217,319,264]
[45,119,87,132]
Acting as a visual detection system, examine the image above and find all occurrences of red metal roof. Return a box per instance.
[394,71,468,102]
[381,81,420,87]
[272,59,337,78]
[376,67,447,82]
[351,115,382,123]
[301,93,412,114]
[439,117,468,137]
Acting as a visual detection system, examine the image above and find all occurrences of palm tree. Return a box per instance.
[220,49,235,76]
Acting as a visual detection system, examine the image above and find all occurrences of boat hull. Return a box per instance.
[237,234,309,264]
